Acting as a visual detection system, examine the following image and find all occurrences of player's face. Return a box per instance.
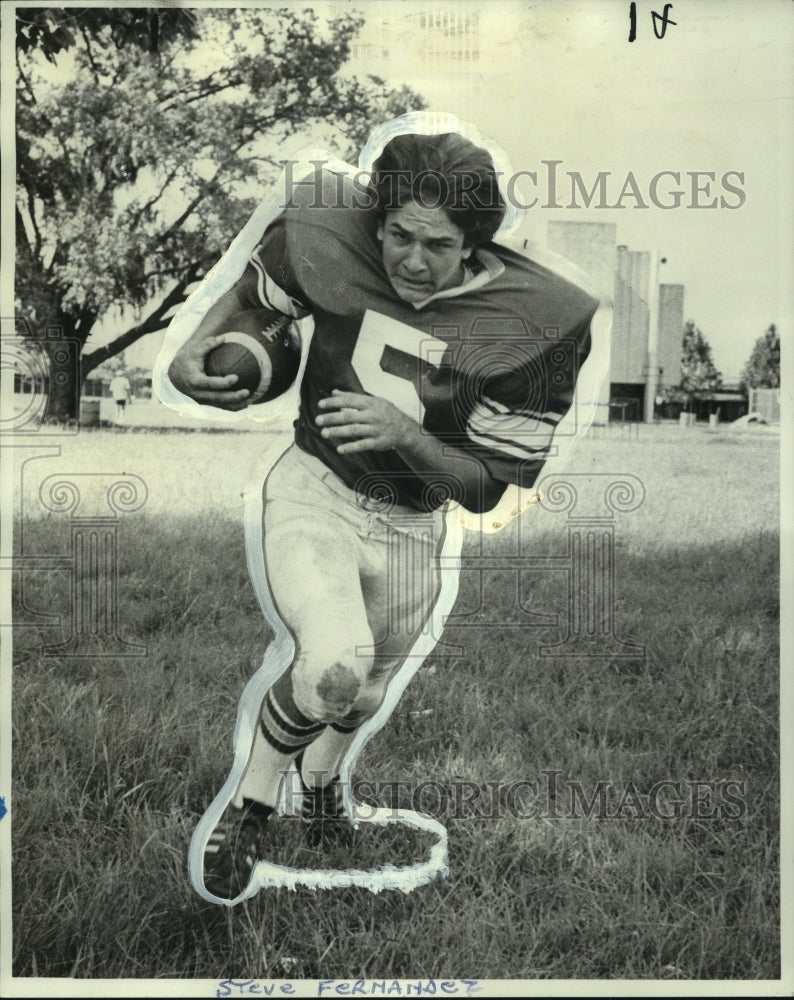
[377,201,472,303]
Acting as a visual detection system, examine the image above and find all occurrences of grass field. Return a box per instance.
[8,421,780,984]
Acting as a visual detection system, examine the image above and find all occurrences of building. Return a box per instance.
[657,283,685,396]
[546,220,685,424]
[747,387,779,424]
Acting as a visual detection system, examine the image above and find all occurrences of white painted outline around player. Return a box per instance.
[165,111,611,905]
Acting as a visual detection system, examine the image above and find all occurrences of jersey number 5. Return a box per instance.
[351,310,448,424]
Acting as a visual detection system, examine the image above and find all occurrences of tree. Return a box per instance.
[15,7,425,421]
[16,7,200,62]
[740,324,780,391]
[660,320,722,410]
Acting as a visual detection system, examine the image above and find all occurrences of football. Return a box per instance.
[205,308,302,405]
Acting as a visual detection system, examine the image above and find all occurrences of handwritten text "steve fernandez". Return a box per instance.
[215,980,482,998]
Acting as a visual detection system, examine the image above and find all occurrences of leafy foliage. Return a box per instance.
[661,320,722,408]
[740,324,780,391]
[16,7,200,61]
[15,7,424,419]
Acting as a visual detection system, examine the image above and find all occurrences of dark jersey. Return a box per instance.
[236,171,598,512]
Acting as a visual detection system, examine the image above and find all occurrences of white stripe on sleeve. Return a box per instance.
[479,394,562,425]
[466,402,556,459]
[248,252,310,319]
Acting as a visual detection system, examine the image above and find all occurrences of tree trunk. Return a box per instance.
[45,374,80,423]
[40,334,83,424]
[34,275,193,425]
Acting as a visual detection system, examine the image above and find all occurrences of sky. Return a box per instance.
[101,0,794,382]
[333,0,792,381]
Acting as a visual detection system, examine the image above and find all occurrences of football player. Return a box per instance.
[165,125,601,902]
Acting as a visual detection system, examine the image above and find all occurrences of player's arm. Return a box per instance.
[395,422,507,513]
[167,281,257,410]
[316,390,507,513]
[167,218,307,410]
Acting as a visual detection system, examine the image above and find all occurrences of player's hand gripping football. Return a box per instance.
[168,334,252,410]
[316,390,419,454]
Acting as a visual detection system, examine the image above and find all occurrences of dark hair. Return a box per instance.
[369,132,506,247]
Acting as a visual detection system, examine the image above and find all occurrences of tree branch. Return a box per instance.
[143,130,268,255]
[16,187,43,262]
[80,269,198,376]
[139,264,193,283]
[145,101,321,255]
[159,74,245,112]
[127,163,182,229]
[79,23,101,83]
[16,47,37,104]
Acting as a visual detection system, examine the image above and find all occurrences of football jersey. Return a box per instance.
[235,170,598,512]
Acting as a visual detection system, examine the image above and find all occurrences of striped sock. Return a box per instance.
[234,673,325,809]
[260,674,326,755]
[330,714,363,735]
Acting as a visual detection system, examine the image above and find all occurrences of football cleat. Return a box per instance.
[300,777,353,850]
[202,798,273,900]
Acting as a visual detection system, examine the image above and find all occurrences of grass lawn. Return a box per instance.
[8,421,780,984]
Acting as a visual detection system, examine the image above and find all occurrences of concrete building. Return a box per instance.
[546,220,684,423]
[340,4,490,108]
[657,283,685,395]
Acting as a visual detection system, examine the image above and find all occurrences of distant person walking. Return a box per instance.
[110,371,131,420]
